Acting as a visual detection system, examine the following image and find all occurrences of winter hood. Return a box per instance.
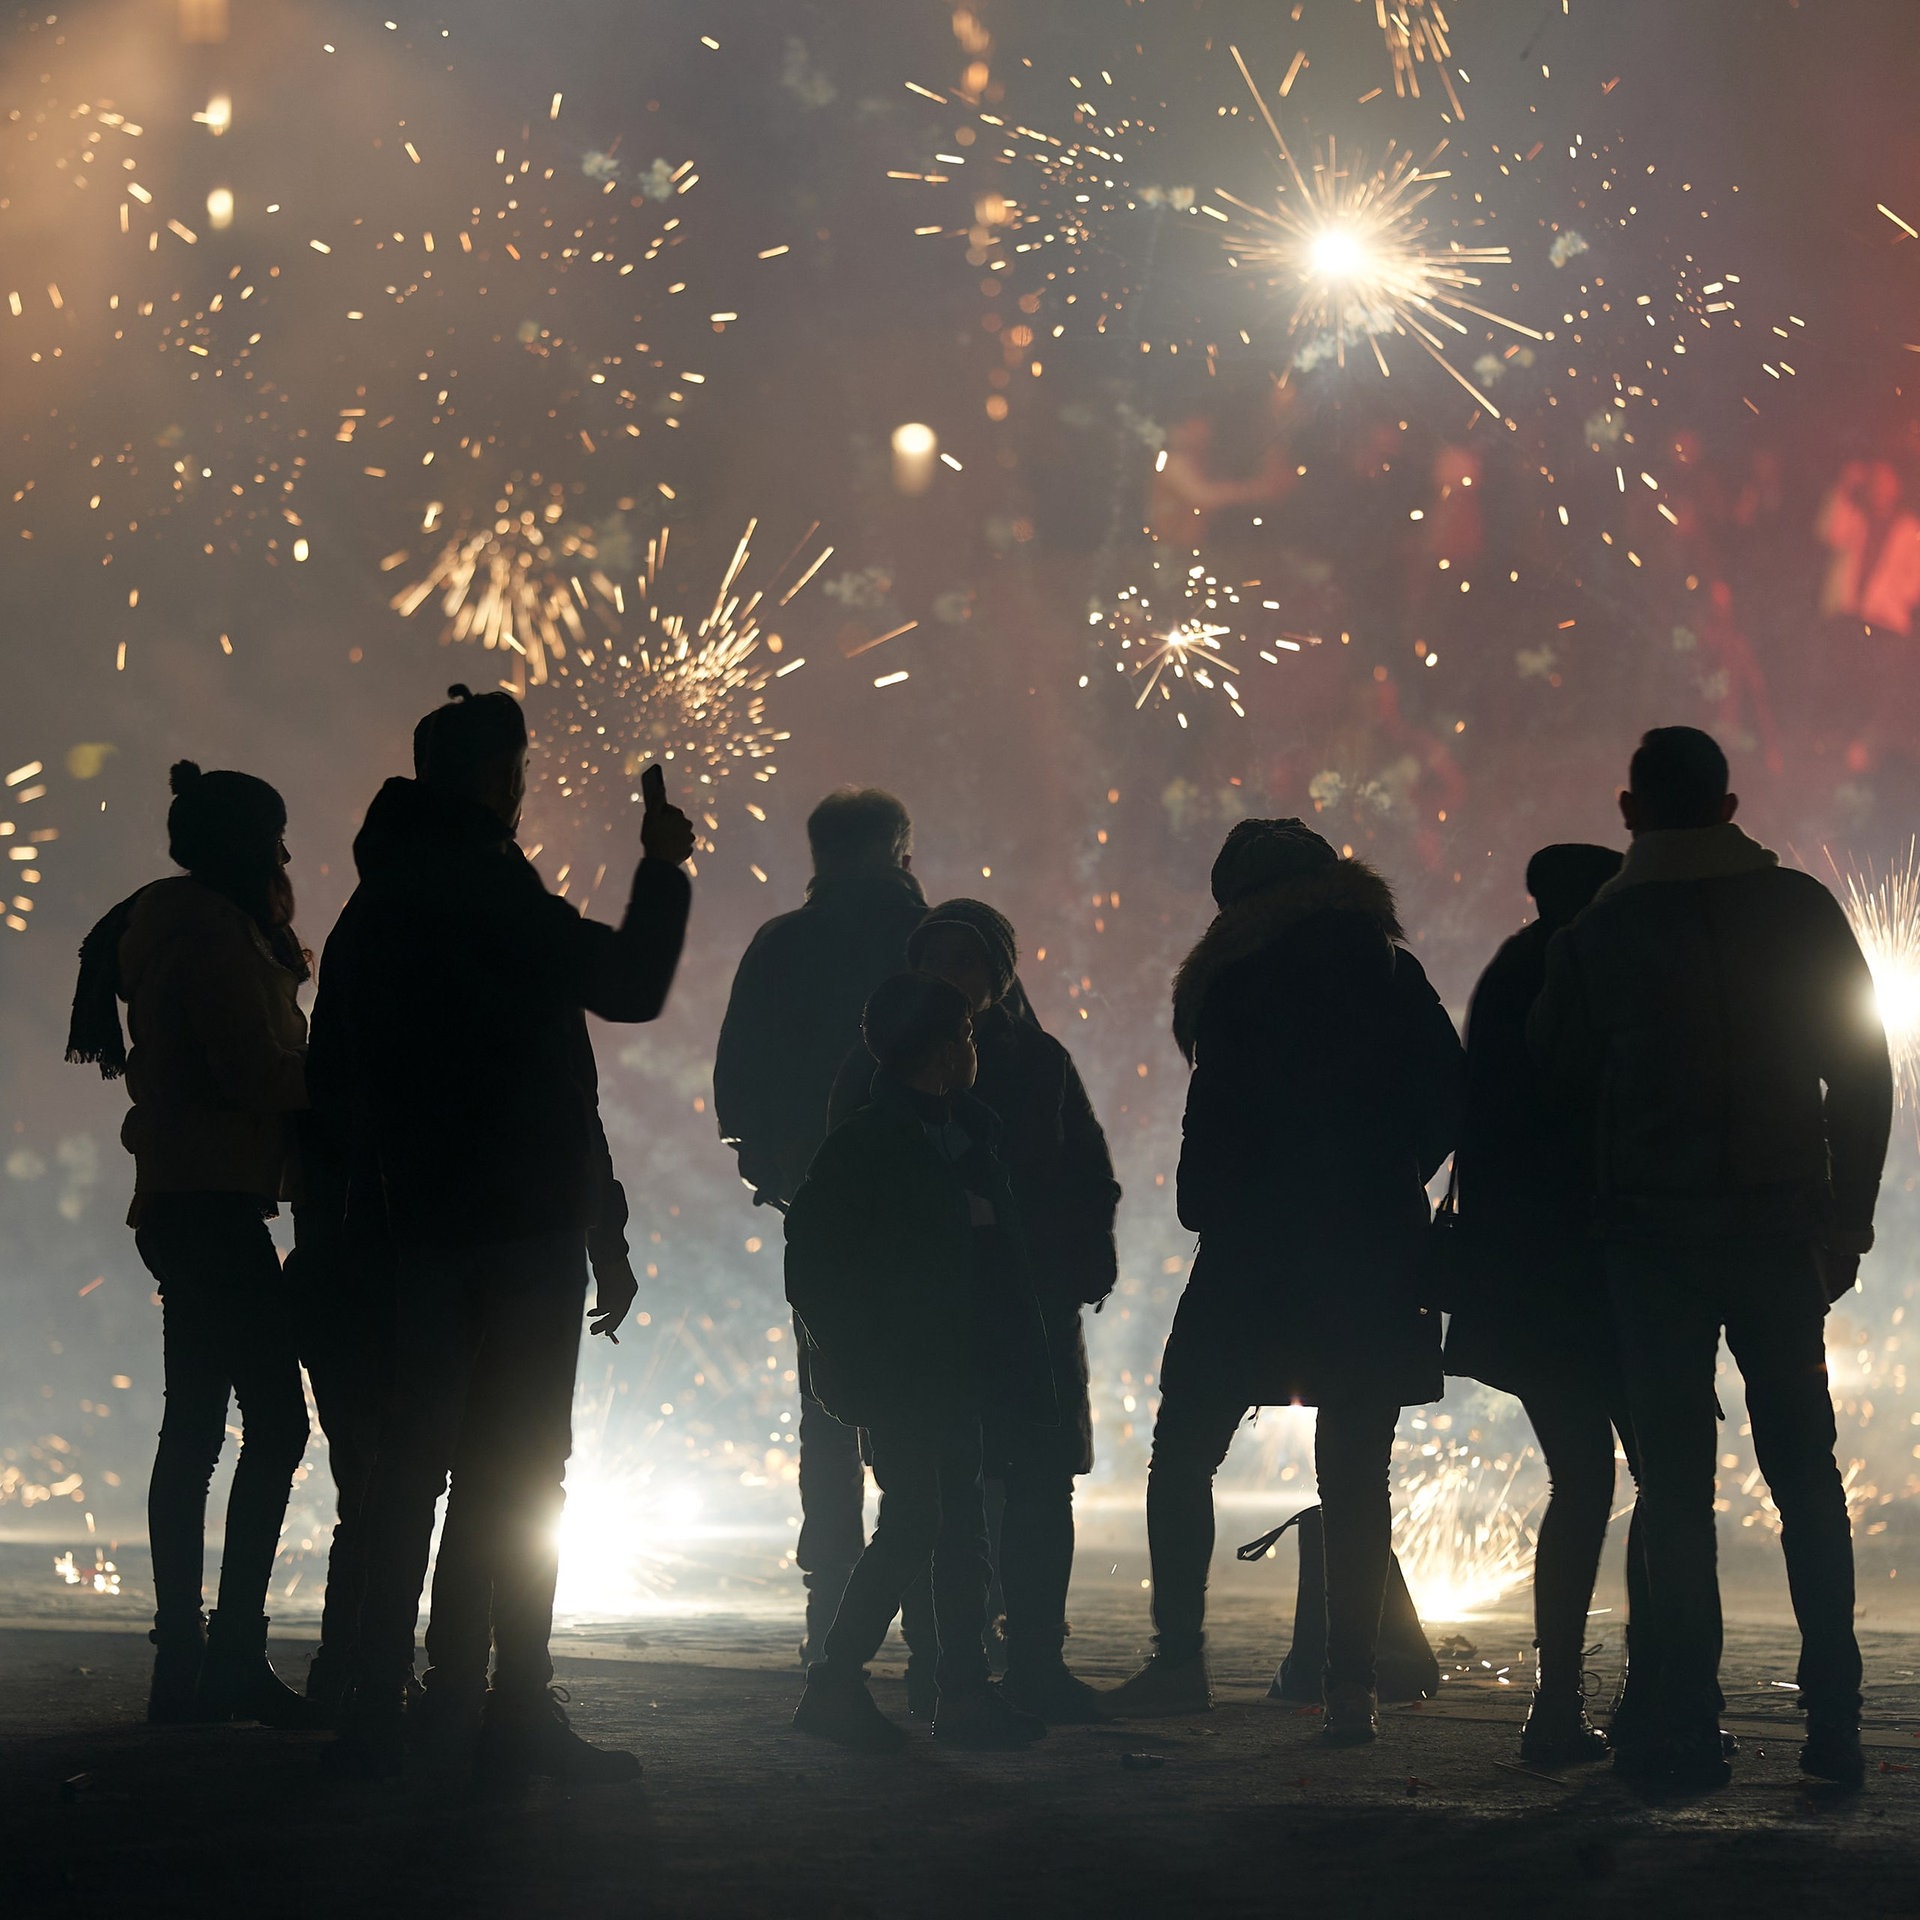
[1171,857,1402,1062]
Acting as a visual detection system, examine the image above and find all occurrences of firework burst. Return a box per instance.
[0,757,58,935]
[1838,844,1920,1116]
[1217,49,1539,416]
[1370,0,1464,118]
[1393,1436,1541,1620]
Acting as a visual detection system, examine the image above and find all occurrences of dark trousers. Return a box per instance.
[289,1226,391,1659]
[1608,1238,1860,1720]
[1147,1392,1399,1691]
[420,1434,510,1685]
[1519,1383,1648,1697]
[820,1410,994,1696]
[797,1386,867,1577]
[354,1230,587,1702]
[135,1194,311,1633]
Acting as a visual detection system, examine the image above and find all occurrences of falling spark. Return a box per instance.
[1097,548,1283,723]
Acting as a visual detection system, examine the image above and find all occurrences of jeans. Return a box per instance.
[1520,1383,1648,1698]
[820,1409,994,1696]
[420,1426,516,1686]
[1608,1238,1859,1721]
[289,1221,392,1660]
[1147,1391,1400,1691]
[353,1230,587,1702]
[135,1193,311,1632]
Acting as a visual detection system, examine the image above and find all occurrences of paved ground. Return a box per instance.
[3,1564,1919,1919]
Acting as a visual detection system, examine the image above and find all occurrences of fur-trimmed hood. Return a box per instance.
[1172,858,1402,1062]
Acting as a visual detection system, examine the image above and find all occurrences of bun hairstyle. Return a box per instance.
[170,758,204,796]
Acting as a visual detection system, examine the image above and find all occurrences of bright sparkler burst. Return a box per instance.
[1218,51,1540,417]
[1839,844,1920,1115]
[1393,1438,1540,1620]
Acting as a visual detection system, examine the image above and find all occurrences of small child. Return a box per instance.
[786,972,1055,1751]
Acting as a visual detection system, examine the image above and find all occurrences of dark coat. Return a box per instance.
[1161,860,1463,1410]
[308,778,689,1248]
[713,868,927,1205]
[1442,921,1608,1395]
[1531,826,1892,1246]
[784,1077,1055,1432]
[828,1001,1120,1473]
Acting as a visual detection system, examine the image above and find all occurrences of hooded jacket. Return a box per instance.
[114,876,309,1219]
[713,866,928,1205]
[1530,823,1892,1244]
[307,777,689,1248]
[1161,858,1463,1408]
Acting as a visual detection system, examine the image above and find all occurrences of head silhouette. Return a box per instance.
[862,972,975,1093]
[415,683,528,829]
[807,788,912,880]
[1621,727,1736,834]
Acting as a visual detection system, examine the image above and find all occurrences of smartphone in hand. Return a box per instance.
[641,763,667,811]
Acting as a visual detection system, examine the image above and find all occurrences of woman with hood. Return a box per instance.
[68,761,314,1726]
[1443,844,1645,1766]
[1106,820,1463,1746]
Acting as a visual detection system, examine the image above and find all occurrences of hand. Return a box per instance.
[589,1258,640,1341]
[1817,1246,1861,1304]
[640,796,697,867]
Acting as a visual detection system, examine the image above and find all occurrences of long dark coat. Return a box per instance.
[828,1000,1120,1473]
[784,1077,1056,1432]
[1441,921,1606,1394]
[1162,860,1463,1410]
[713,868,928,1206]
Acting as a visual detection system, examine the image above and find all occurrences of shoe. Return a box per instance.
[195,1613,324,1728]
[932,1681,1048,1750]
[474,1687,642,1788]
[1801,1717,1866,1791]
[905,1657,939,1720]
[147,1619,209,1725]
[409,1668,488,1756]
[793,1670,909,1753]
[322,1691,409,1781]
[1519,1691,1610,1767]
[305,1643,355,1724]
[1104,1651,1212,1718]
[1613,1724,1731,1792]
[1001,1659,1109,1725]
[1320,1681,1378,1748]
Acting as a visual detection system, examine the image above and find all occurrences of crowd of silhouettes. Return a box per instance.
[70,712,1891,1794]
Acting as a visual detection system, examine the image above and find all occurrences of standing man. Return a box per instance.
[1533,727,1892,1791]
[714,789,926,1662]
[320,685,694,1784]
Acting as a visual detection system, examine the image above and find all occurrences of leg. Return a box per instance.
[1144,1393,1248,1659]
[1723,1247,1862,1715]
[928,1418,994,1699]
[423,1450,498,1690]
[1313,1398,1401,1695]
[1608,1244,1728,1737]
[796,1345,867,1658]
[997,1451,1076,1673]
[465,1233,588,1703]
[1519,1382,1616,1697]
[819,1424,944,1677]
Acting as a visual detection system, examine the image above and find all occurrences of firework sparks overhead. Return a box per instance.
[1371,1,1465,118]
[322,114,709,687]
[0,757,58,935]
[1214,49,1540,419]
[526,517,828,890]
[1091,546,1307,727]
[1839,846,1920,1117]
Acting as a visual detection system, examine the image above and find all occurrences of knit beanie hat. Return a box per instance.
[1209,817,1338,909]
[1525,843,1623,932]
[908,897,1019,1003]
[166,759,287,876]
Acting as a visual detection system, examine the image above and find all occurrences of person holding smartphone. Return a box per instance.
[314,686,693,1786]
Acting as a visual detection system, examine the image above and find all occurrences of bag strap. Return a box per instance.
[1235,1503,1320,1563]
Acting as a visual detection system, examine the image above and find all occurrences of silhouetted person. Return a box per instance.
[316,686,691,1784]
[713,788,926,1661]
[68,760,315,1727]
[1532,727,1892,1791]
[1444,842,1648,1765]
[788,974,1055,1752]
[827,901,1120,1721]
[1106,821,1462,1747]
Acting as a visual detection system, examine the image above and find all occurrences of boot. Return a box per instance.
[1320,1680,1378,1748]
[904,1656,939,1720]
[931,1681,1048,1750]
[1103,1650,1212,1718]
[473,1686,642,1788]
[793,1667,909,1753]
[146,1618,209,1725]
[321,1686,409,1781]
[409,1666,488,1757]
[1802,1699,1866,1790]
[195,1612,323,1728]
[305,1643,353,1723]
[1519,1689,1610,1766]
[1001,1657,1109,1725]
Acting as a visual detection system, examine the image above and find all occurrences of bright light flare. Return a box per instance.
[1308,225,1369,281]
[1838,843,1920,1114]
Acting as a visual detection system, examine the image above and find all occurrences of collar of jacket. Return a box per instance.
[1597,823,1778,897]
[351,777,512,879]
[1171,857,1401,1062]
[802,866,927,912]
[867,1070,1002,1145]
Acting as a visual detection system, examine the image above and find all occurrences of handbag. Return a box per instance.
[1418,1158,1468,1313]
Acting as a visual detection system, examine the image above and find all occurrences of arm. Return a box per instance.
[825,1042,876,1137]
[587,1162,639,1340]
[178,925,308,1114]
[1528,923,1605,1095]
[1175,982,1265,1234]
[782,1127,877,1348]
[1055,1051,1122,1304]
[712,930,788,1199]
[1393,948,1466,1183]
[533,856,694,1024]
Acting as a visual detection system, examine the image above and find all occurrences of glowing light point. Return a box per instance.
[1308,226,1366,280]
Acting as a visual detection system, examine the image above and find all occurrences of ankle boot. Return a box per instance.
[147,1618,209,1724]
[195,1612,323,1728]
[1519,1688,1610,1766]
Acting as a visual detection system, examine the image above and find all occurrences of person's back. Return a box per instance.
[714,787,925,1205]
